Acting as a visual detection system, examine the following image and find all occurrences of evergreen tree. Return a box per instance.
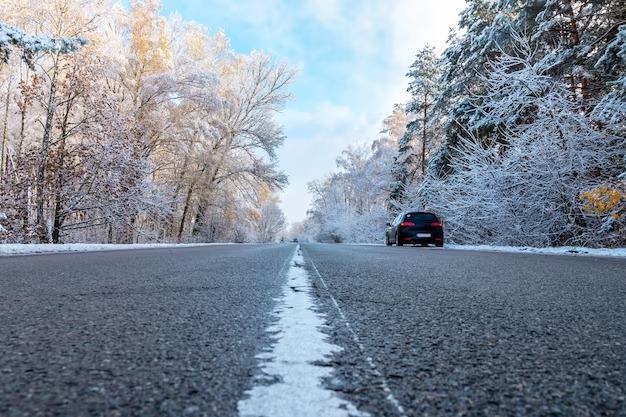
[389,46,441,209]
[412,0,626,246]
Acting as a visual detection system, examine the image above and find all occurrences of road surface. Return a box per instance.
[0,243,624,416]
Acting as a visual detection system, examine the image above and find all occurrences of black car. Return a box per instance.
[385,212,444,247]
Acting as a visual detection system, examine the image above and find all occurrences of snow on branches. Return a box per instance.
[420,36,626,247]
[0,2,293,244]
[0,23,87,67]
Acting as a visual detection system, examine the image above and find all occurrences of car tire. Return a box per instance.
[435,241,444,248]
[396,232,403,246]
[385,234,392,246]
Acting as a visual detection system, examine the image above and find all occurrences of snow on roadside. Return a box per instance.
[445,244,626,258]
[0,242,624,258]
[349,242,626,258]
[0,243,228,256]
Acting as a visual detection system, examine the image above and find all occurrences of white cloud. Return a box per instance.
[304,0,341,27]
[375,0,466,123]
[389,0,465,66]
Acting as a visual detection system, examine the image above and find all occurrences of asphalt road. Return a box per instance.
[1,243,625,417]
[300,244,626,417]
[0,244,294,417]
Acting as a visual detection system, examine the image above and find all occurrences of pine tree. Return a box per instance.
[389,46,441,210]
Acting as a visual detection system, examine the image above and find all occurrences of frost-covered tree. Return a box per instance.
[420,37,626,246]
[395,1,626,247]
[166,44,294,242]
[307,139,396,243]
[0,1,177,243]
[530,0,626,105]
[592,24,626,138]
[389,46,441,209]
[432,0,624,177]
[307,175,354,243]
[247,188,286,243]
[436,0,507,143]
[0,1,103,242]
[183,50,295,241]
[0,23,87,67]
[406,45,441,177]
[0,0,296,244]
[581,24,626,240]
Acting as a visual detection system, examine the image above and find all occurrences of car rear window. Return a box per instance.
[405,213,438,221]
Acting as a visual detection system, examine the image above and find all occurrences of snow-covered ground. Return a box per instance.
[445,244,626,258]
[347,242,626,258]
[0,242,624,257]
[0,243,228,256]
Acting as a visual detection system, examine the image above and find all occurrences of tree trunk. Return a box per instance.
[1,77,11,181]
[51,199,64,244]
[561,0,588,100]
[192,203,206,237]
[421,93,428,176]
[169,144,192,239]
[18,90,26,157]
[51,95,73,244]
[36,56,60,243]
[178,183,195,242]
[123,216,136,244]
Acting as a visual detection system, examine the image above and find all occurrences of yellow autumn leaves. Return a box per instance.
[580,182,625,221]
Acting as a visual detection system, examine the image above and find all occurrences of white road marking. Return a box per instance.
[238,245,369,417]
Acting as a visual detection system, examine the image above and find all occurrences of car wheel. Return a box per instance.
[396,232,403,246]
[385,234,392,246]
[435,241,444,248]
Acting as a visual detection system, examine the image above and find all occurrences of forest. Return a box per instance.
[303,0,626,248]
[1,0,624,248]
[0,0,294,244]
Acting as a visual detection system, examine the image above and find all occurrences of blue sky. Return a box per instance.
[157,0,467,224]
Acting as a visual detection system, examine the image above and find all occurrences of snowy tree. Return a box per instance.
[389,46,442,209]
[247,188,286,243]
[433,0,625,177]
[0,0,296,244]
[581,24,626,241]
[0,2,102,242]
[436,0,508,143]
[593,24,626,138]
[287,220,316,243]
[307,139,396,244]
[0,23,87,67]
[0,1,177,243]
[405,45,441,177]
[183,50,295,241]
[420,37,626,246]
[531,0,626,105]
[307,175,353,243]
[401,1,626,247]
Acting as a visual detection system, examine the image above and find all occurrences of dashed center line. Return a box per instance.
[306,250,408,417]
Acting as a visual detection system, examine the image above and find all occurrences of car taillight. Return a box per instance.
[400,221,415,226]
[430,221,442,227]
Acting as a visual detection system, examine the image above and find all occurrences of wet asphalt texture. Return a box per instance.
[0,244,295,417]
[301,244,626,417]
